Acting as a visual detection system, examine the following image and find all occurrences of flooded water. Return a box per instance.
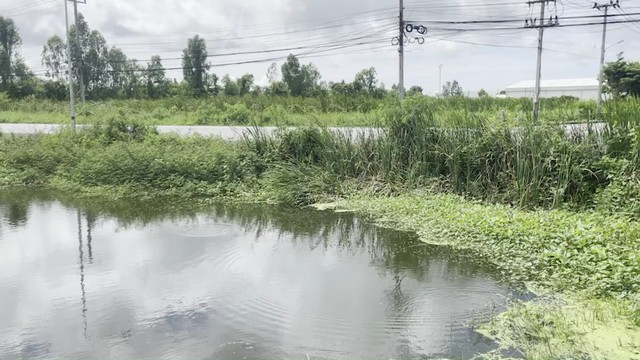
[0,194,521,360]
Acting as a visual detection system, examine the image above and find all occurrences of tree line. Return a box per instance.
[0,14,399,101]
[0,14,638,101]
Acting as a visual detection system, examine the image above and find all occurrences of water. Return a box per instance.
[0,194,521,359]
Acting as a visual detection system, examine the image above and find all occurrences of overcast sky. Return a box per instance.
[4,0,640,94]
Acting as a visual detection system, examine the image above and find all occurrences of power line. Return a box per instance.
[406,11,640,24]
[103,40,389,74]
[104,26,395,64]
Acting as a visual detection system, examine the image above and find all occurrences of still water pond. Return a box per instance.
[0,195,519,359]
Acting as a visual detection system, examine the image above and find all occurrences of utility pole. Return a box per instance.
[72,0,86,104]
[64,0,76,129]
[398,0,405,101]
[595,0,620,118]
[525,0,558,123]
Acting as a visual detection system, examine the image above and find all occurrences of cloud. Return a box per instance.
[1,0,638,93]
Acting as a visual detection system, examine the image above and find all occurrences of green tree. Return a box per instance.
[222,74,240,96]
[182,35,209,95]
[107,47,128,93]
[9,58,38,98]
[267,62,279,84]
[42,35,66,81]
[123,59,143,98]
[330,80,354,96]
[266,81,289,96]
[442,80,463,97]
[145,55,167,98]
[408,85,423,95]
[478,88,489,97]
[67,13,110,95]
[0,16,21,91]
[604,54,640,97]
[353,67,378,94]
[281,54,320,96]
[206,73,220,95]
[238,73,254,96]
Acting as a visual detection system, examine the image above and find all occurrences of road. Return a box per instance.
[0,122,607,140]
[0,123,380,140]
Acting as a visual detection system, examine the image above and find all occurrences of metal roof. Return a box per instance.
[505,78,598,90]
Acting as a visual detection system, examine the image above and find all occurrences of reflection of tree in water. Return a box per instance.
[1,201,29,227]
[0,191,503,282]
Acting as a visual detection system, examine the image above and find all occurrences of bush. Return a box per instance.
[222,102,252,124]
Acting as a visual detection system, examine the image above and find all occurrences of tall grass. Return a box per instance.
[247,96,617,208]
[1,97,639,211]
[0,94,604,127]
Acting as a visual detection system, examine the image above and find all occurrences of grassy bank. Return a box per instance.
[2,97,640,358]
[0,94,622,127]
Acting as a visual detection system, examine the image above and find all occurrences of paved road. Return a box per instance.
[0,123,381,140]
[0,122,606,140]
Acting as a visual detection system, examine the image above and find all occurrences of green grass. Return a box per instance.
[0,93,614,127]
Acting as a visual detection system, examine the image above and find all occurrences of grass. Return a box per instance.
[0,93,609,127]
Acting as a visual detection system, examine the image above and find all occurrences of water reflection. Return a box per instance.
[0,191,521,360]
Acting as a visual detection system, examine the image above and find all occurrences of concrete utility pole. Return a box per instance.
[526,0,559,123]
[398,0,405,101]
[595,0,620,118]
[72,0,86,104]
[64,0,76,129]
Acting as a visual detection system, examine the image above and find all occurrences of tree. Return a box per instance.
[222,74,240,96]
[206,73,220,95]
[478,88,489,97]
[9,58,38,98]
[266,62,279,84]
[442,80,463,97]
[604,54,640,97]
[0,17,21,91]
[107,47,128,92]
[84,30,109,95]
[281,54,320,96]
[145,55,167,98]
[353,67,378,94]
[42,35,66,81]
[67,13,111,95]
[408,85,423,95]
[238,73,254,96]
[265,81,289,96]
[182,35,209,95]
[330,80,354,96]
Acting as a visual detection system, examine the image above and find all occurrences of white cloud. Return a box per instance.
[2,0,639,94]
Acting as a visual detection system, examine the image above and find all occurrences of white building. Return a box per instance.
[504,78,599,100]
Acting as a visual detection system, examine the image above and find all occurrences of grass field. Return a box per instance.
[0,94,612,127]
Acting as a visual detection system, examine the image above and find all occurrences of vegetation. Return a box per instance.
[1,95,640,358]
[2,9,640,358]
[336,194,640,359]
[604,54,640,98]
[0,94,615,126]
[1,97,639,206]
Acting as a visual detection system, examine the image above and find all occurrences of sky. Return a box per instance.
[3,0,640,95]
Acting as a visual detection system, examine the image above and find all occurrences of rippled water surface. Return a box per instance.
[0,194,519,359]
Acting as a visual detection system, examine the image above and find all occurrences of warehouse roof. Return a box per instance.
[506,78,598,90]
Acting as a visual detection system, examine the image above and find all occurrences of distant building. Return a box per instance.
[504,78,599,100]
